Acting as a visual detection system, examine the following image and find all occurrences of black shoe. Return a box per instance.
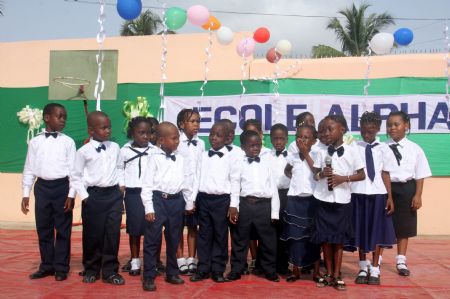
[190,271,210,282]
[129,269,141,276]
[265,272,280,282]
[78,270,86,276]
[156,260,166,273]
[55,272,68,281]
[29,269,54,279]
[82,271,99,283]
[121,259,132,272]
[226,272,241,281]
[211,272,226,283]
[102,273,125,285]
[143,278,156,291]
[165,275,184,284]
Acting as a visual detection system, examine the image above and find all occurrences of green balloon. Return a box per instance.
[165,7,187,30]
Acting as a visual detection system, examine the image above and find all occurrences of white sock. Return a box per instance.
[177,257,187,268]
[131,258,141,270]
[396,255,407,269]
[370,265,380,277]
[187,257,197,265]
[358,260,369,275]
[378,255,383,266]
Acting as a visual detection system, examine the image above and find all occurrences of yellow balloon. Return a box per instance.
[202,15,221,31]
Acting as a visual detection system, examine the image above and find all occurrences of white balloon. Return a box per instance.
[276,39,292,55]
[216,26,234,45]
[370,32,394,55]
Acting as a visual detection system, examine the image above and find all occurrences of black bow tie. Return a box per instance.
[328,145,344,157]
[96,144,106,152]
[45,132,58,138]
[389,144,402,166]
[187,139,197,146]
[165,153,176,161]
[247,156,260,164]
[275,150,287,157]
[226,145,233,152]
[208,150,224,158]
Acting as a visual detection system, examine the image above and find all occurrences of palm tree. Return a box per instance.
[327,3,395,56]
[0,1,4,16]
[311,45,346,58]
[120,10,163,36]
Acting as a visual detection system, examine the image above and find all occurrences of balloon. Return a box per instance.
[394,28,414,46]
[370,32,394,55]
[253,27,270,43]
[216,26,234,45]
[236,38,256,57]
[276,40,292,55]
[187,5,210,26]
[165,7,187,30]
[266,47,282,63]
[117,0,142,20]
[201,15,221,30]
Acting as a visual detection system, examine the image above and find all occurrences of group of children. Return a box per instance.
[21,103,431,292]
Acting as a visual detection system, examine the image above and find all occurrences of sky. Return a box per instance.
[0,0,449,57]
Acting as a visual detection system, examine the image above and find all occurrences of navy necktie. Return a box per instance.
[165,153,176,161]
[208,150,224,158]
[275,150,287,157]
[226,145,233,152]
[45,132,58,138]
[247,156,260,164]
[365,143,379,182]
[187,139,197,146]
[96,144,106,152]
[328,145,344,157]
[389,144,402,166]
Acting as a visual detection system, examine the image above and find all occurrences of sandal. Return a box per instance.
[316,274,333,288]
[355,269,369,284]
[333,277,346,291]
[179,264,189,275]
[286,275,300,283]
[82,272,99,283]
[367,275,380,285]
[396,263,410,276]
[103,273,125,285]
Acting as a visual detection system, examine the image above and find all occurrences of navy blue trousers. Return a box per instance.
[143,191,185,279]
[196,193,230,274]
[34,177,72,273]
[81,186,123,278]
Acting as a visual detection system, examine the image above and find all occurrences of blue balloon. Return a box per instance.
[394,28,414,46]
[117,0,142,20]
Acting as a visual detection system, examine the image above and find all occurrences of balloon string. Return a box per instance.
[273,61,280,124]
[250,61,301,81]
[239,38,248,122]
[362,48,372,112]
[94,0,106,111]
[444,21,450,102]
[158,2,168,123]
[198,24,213,117]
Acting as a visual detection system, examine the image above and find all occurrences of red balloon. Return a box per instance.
[266,47,282,63]
[253,27,270,43]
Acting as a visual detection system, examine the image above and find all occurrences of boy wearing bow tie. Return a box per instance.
[22,103,76,282]
[71,111,126,285]
[227,130,280,282]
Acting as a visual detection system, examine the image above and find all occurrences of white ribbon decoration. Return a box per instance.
[362,47,372,112]
[444,21,450,103]
[198,24,213,117]
[250,61,301,81]
[272,59,280,123]
[158,2,168,122]
[17,105,43,143]
[94,0,106,111]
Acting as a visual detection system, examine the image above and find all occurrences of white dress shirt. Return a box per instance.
[121,142,156,188]
[141,148,193,214]
[288,139,325,155]
[177,132,205,165]
[351,140,397,195]
[287,151,317,197]
[22,132,76,197]
[238,155,280,219]
[386,137,432,182]
[313,144,365,204]
[71,139,124,200]
[269,148,291,189]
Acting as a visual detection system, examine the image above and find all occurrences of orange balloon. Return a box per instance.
[201,15,221,30]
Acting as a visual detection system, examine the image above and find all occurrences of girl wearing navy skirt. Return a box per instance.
[350,112,397,285]
[121,117,156,275]
[386,111,431,276]
[312,115,366,291]
[282,125,321,283]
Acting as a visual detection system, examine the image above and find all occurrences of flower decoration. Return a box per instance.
[17,105,44,143]
[123,96,153,131]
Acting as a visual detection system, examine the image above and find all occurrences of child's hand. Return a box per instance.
[64,197,75,213]
[411,195,422,211]
[185,208,195,215]
[386,196,394,215]
[330,175,346,188]
[145,213,156,223]
[119,186,125,195]
[228,207,239,224]
[298,141,309,156]
[21,197,29,215]
[322,167,333,177]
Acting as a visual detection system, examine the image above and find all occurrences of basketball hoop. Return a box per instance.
[53,76,91,91]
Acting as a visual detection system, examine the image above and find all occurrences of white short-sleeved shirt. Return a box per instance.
[386,137,432,182]
[287,151,317,197]
[269,149,290,190]
[313,144,365,204]
[121,142,156,188]
[351,140,397,195]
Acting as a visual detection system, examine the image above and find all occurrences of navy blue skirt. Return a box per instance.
[347,194,396,253]
[281,196,321,267]
[311,200,353,245]
[124,188,146,236]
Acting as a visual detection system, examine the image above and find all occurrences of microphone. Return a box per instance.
[325,155,333,191]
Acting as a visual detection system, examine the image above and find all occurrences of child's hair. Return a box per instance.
[127,116,152,139]
[147,117,159,128]
[360,111,382,128]
[176,109,200,130]
[295,112,314,127]
[240,130,260,146]
[87,111,109,127]
[43,103,65,117]
[324,114,349,133]
[270,123,288,136]
[297,124,317,139]
[243,119,262,133]
[387,111,411,134]
[219,119,236,131]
